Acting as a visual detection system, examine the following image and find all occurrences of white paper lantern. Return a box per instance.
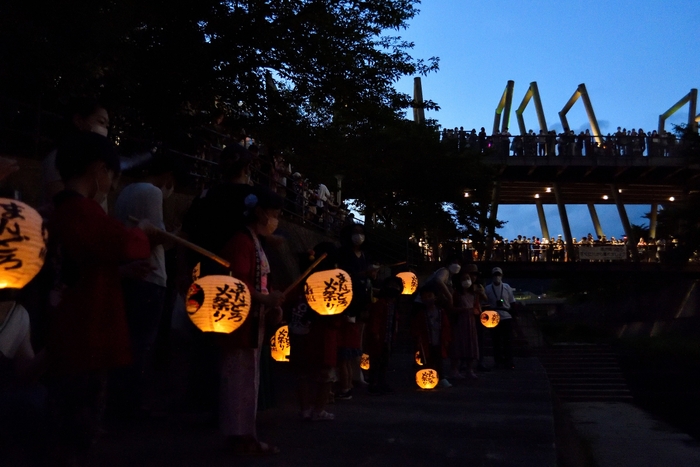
[270,325,291,362]
[0,199,47,289]
[396,272,418,295]
[185,275,251,333]
[480,310,501,328]
[304,268,353,315]
[416,369,439,389]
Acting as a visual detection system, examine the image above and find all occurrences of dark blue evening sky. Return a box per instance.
[393,0,700,239]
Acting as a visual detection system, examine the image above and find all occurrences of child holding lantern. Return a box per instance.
[411,284,452,388]
[46,132,162,463]
[288,242,339,421]
[366,276,403,395]
[216,186,285,455]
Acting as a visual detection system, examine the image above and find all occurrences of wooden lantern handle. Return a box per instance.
[128,216,231,269]
[282,252,328,297]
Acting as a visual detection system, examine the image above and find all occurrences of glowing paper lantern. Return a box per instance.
[396,272,418,295]
[480,310,501,328]
[415,351,423,366]
[304,269,353,316]
[185,275,251,333]
[270,325,290,362]
[360,353,370,370]
[416,369,439,390]
[0,199,47,289]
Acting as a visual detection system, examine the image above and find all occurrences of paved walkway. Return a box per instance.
[94,355,557,467]
[566,402,700,467]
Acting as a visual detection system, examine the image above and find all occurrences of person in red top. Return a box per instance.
[412,283,453,388]
[216,186,285,455]
[46,132,160,464]
[366,276,403,395]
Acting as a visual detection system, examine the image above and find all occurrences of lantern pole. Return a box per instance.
[283,252,328,296]
[128,216,231,269]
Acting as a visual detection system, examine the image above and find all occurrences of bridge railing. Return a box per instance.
[445,241,698,264]
[441,133,696,159]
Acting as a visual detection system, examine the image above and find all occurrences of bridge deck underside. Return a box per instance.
[488,157,700,204]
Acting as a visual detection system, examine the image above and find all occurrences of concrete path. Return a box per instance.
[94,355,557,467]
[566,402,700,467]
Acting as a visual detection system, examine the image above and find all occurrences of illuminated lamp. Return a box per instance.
[360,353,370,370]
[0,199,48,289]
[416,369,439,389]
[185,275,251,333]
[270,325,290,362]
[396,271,418,295]
[415,351,424,366]
[304,269,353,315]
[480,310,501,328]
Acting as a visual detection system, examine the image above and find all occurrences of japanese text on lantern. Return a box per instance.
[323,273,350,311]
[0,202,31,270]
[212,282,247,323]
[273,326,289,350]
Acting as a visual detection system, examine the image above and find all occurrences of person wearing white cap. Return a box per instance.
[485,267,516,369]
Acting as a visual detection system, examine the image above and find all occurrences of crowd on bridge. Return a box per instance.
[483,234,679,262]
[441,126,684,158]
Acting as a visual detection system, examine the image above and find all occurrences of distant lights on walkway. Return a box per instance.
[602,195,609,200]
[545,187,552,193]
[669,196,675,202]
[534,194,540,199]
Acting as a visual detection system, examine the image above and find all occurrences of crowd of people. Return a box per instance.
[188,125,350,234]
[441,126,684,158]
[0,100,529,465]
[455,234,680,263]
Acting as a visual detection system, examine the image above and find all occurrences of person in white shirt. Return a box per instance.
[485,267,516,369]
[113,152,185,416]
[316,183,337,228]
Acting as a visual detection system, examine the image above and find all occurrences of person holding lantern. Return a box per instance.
[336,223,374,400]
[216,186,285,455]
[485,267,516,369]
[366,276,403,395]
[112,152,188,417]
[41,98,111,210]
[45,132,162,464]
[412,284,452,388]
[289,242,340,421]
[448,266,484,379]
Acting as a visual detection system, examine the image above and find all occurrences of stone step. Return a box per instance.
[558,394,634,402]
[551,383,630,390]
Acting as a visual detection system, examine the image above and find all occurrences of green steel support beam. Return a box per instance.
[515,82,548,136]
[578,84,604,145]
[531,82,548,134]
[553,183,575,261]
[610,184,639,262]
[587,203,604,238]
[493,80,515,134]
[558,83,603,145]
[659,88,698,133]
[649,203,658,240]
[535,199,550,241]
[485,182,501,260]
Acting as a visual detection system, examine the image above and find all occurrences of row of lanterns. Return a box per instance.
[0,199,495,393]
[185,270,423,334]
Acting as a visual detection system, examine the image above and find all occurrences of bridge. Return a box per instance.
[413,78,700,262]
